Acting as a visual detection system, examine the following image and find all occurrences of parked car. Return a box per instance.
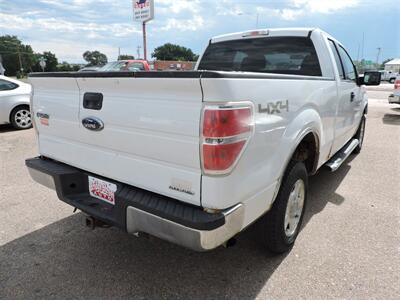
[26,28,380,253]
[388,75,400,104]
[78,66,101,72]
[99,60,151,72]
[0,76,32,129]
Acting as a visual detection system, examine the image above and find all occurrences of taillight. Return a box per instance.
[201,103,253,175]
[395,80,400,90]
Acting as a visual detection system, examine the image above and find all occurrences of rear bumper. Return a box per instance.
[26,157,244,251]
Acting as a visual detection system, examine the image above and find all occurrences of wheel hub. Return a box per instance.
[14,109,31,128]
[284,179,305,237]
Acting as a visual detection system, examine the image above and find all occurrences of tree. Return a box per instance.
[151,43,198,61]
[56,62,81,72]
[0,35,36,76]
[32,51,58,72]
[118,54,134,60]
[83,50,108,66]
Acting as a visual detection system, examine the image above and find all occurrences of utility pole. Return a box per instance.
[376,47,381,65]
[137,45,141,59]
[17,44,23,73]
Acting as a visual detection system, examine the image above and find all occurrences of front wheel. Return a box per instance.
[10,105,32,130]
[353,115,366,154]
[389,78,395,84]
[258,161,308,254]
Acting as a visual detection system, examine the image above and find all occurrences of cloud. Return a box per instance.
[0,12,141,38]
[160,16,205,31]
[292,0,360,14]
[156,0,201,14]
[216,0,360,21]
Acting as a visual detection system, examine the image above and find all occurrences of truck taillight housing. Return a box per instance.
[201,103,253,175]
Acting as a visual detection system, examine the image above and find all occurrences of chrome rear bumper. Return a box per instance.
[126,204,244,251]
[26,156,245,251]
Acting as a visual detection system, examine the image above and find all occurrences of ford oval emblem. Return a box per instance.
[82,117,104,131]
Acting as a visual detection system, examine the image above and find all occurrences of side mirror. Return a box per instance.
[359,71,381,86]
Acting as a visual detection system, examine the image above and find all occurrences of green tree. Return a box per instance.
[32,51,58,72]
[0,35,36,76]
[118,54,135,60]
[83,50,108,66]
[57,61,74,72]
[151,43,198,61]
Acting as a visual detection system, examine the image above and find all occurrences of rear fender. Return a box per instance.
[279,108,322,180]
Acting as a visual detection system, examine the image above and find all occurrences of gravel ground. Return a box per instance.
[0,89,399,299]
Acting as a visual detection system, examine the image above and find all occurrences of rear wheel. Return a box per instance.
[353,115,366,154]
[10,105,32,130]
[258,161,308,254]
[389,78,395,84]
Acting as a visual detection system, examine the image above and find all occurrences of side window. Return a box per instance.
[0,79,18,91]
[337,45,357,81]
[128,63,145,71]
[328,40,344,79]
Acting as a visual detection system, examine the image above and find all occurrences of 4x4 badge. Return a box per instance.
[259,100,289,114]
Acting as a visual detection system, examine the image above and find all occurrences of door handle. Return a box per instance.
[350,92,355,102]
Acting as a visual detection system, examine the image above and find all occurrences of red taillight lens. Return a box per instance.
[201,104,253,175]
[203,141,246,171]
[203,108,252,137]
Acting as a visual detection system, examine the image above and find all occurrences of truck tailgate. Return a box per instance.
[29,73,203,205]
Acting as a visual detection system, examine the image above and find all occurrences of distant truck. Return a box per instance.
[26,28,380,253]
[379,70,398,83]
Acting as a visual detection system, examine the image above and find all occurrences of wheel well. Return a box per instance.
[9,104,30,123]
[292,133,319,175]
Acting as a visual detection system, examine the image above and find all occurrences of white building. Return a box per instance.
[384,58,400,72]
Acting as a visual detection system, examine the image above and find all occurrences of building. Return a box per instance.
[152,60,196,71]
[384,58,400,72]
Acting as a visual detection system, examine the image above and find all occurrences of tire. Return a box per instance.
[258,161,308,254]
[353,115,366,154]
[389,78,395,84]
[10,105,32,130]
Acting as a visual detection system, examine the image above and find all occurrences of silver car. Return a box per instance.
[0,76,32,129]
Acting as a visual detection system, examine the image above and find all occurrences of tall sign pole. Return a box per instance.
[142,22,147,60]
[133,0,154,61]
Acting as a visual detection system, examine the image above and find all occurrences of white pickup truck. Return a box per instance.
[26,28,381,253]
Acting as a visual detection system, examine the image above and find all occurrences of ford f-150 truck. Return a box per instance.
[26,28,381,253]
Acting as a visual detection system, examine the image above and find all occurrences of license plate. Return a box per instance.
[88,176,117,205]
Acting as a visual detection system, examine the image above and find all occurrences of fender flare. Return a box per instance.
[278,108,322,184]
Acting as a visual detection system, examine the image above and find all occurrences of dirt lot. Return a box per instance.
[0,88,399,299]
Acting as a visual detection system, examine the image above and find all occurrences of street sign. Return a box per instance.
[133,0,154,22]
[39,57,46,72]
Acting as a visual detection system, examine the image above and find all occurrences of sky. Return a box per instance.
[0,0,399,64]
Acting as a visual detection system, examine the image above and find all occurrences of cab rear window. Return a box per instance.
[198,37,322,76]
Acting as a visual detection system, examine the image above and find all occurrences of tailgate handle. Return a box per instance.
[83,93,103,110]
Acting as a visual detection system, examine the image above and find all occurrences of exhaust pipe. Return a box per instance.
[85,216,111,230]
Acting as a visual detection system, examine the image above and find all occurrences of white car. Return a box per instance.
[26,28,380,253]
[0,76,32,129]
